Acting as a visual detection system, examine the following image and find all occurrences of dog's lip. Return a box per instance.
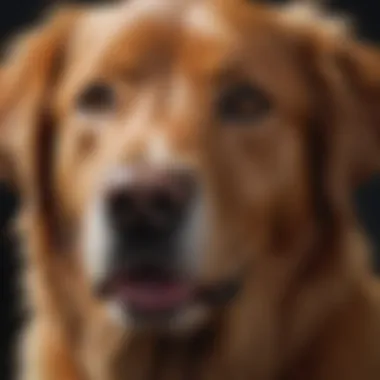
[100,267,194,312]
[116,280,194,312]
[98,267,242,313]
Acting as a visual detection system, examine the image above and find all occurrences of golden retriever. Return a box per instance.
[1,0,380,379]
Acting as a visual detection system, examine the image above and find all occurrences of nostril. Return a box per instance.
[148,189,178,227]
[107,190,136,228]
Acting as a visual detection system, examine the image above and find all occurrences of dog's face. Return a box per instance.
[1,0,380,334]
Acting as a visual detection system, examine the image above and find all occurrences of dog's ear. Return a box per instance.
[277,19,380,237]
[0,7,82,202]
[298,27,380,191]
[334,41,380,185]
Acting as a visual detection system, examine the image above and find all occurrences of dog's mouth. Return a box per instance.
[99,266,241,316]
[117,276,193,313]
[99,266,194,314]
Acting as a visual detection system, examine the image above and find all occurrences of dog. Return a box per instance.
[1,0,380,379]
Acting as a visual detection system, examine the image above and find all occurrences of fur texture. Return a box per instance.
[1,1,380,379]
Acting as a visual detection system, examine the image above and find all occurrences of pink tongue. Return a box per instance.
[120,282,192,311]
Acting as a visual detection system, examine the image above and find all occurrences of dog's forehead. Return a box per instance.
[69,0,235,69]
[60,0,317,112]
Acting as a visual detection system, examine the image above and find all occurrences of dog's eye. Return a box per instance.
[217,83,271,125]
[76,82,117,113]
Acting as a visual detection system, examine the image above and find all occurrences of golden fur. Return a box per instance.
[1,1,380,379]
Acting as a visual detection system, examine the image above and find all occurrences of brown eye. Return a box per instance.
[76,82,117,113]
[217,83,271,125]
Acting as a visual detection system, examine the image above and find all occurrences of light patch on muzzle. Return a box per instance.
[82,193,115,286]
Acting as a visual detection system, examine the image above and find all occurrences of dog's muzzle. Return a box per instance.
[90,165,241,320]
[94,166,198,315]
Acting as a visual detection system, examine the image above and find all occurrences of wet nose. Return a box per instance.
[106,168,196,247]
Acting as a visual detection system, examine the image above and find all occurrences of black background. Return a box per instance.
[0,1,379,379]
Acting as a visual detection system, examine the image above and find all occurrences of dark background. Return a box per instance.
[0,1,379,379]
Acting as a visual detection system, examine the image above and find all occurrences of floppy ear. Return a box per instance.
[334,41,380,185]
[299,29,380,193]
[278,23,380,243]
[0,7,81,208]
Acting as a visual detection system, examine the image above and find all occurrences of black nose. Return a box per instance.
[106,168,195,247]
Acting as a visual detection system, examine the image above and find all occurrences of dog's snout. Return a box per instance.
[106,168,196,246]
